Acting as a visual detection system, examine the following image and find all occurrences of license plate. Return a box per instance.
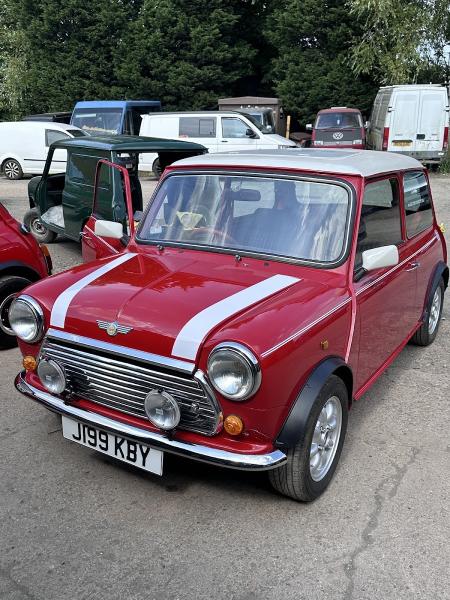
[62,416,163,475]
[392,140,412,147]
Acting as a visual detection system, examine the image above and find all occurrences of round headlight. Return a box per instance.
[9,295,44,343]
[37,359,66,394]
[144,390,181,431]
[207,343,261,401]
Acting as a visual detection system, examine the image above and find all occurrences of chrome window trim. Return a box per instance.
[136,170,356,269]
[46,328,195,374]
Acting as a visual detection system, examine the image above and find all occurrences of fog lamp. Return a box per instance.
[37,359,66,394]
[224,415,244,436]
[144,390,180,431]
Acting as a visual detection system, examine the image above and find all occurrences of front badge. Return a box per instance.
[96,320,133,337]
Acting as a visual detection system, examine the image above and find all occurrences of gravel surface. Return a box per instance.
[0,172,449,600]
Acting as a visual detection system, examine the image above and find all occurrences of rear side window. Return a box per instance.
[67,154,110,189]
[45,129,70,146]
[404,171,433,237]
[179,117,216,138]
[356,178,401,267]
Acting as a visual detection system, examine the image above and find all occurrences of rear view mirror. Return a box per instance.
[94,220,123,239]
[362,245,399,272]
[306,124,313,131]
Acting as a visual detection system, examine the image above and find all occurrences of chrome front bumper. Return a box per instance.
[15,372,286,471]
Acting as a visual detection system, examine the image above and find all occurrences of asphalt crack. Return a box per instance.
[343,447,420,600]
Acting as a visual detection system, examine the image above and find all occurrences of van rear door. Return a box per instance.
[416,90,447,154]
[388,91,419,152]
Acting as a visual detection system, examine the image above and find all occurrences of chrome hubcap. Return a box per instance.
[428,287,442,335]
[31,218,47,235]
[4,161,19,179]
[310,396,342,482]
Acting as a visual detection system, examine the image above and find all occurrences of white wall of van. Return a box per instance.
[367,84,449,163]
[138,111,296,175]
[0,121,86,180]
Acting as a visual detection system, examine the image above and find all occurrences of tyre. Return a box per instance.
[152,158,162,179]
[3,159,23,180]
[23,208,57,244]
[269,375,348,502]
[411,278,445,346]
[0,275,32,349]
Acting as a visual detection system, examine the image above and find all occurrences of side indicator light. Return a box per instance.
[440,223,446,233]
[224,415,244,436]
[23,355,37,371]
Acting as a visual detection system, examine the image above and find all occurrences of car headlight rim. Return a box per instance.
[37,358,66,395]
[9,295,44,343]
[207,342,261,401]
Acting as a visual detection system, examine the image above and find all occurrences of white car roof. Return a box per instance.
[0,121,82,133]
[172,149,424,177]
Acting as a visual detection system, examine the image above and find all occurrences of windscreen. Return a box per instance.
[71,108,123,135]
[138,174,350,264]
[316,112,362,129]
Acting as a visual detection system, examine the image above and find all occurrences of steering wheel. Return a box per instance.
[188,227,237,246]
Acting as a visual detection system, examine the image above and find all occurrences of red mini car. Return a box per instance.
[307,107,367,149]
[0,203,51,349]
[11,149,447,501]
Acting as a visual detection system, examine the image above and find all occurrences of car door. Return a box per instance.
[353,176,418,392]
[81,160,134,263]
[220,116,259,151]
[402,170,440,318]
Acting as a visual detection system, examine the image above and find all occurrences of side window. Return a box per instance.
[45,129,70,146]
[403,171,433,237]
[179,117,216,138]
[222,117,251,138]
[356,178,402,268]
[67,154,110,188]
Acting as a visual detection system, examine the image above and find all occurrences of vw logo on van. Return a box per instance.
[333,132,344,140]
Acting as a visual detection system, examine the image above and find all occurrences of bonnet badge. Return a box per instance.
[96,320,133,337]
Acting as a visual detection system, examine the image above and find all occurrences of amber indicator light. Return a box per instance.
[224,415,244,436]
[23,356,37,371]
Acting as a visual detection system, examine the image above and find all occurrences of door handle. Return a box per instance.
[221,140,228,142]
[406,261,420,271]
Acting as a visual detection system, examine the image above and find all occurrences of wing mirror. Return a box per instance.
[246,128,258,138]
[362,245,399,271]
[94,220,123,239]
[364,120,370,130]
[306,124,313,131]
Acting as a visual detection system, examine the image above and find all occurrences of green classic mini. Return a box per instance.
[24,135,206,244]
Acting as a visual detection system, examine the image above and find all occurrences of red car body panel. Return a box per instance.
[0,203,48,280]
[14,153,448,466]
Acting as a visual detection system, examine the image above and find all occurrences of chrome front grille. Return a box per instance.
[40,337,221,435]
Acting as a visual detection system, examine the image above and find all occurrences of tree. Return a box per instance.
[348,0,450,84]
[0,1,27,119]
[266,0,378,125]
[2,0,140,116]
[115,0,257,109]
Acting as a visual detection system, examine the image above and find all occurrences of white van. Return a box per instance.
[138,111,296,175]
[0,121,86,179]
[367,84,449,164]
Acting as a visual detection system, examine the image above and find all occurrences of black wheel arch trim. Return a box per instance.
[421,261,448,322]
[0,261,41,282]
[275,356,353,450]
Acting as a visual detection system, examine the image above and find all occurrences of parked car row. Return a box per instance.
[2,144,447,502]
